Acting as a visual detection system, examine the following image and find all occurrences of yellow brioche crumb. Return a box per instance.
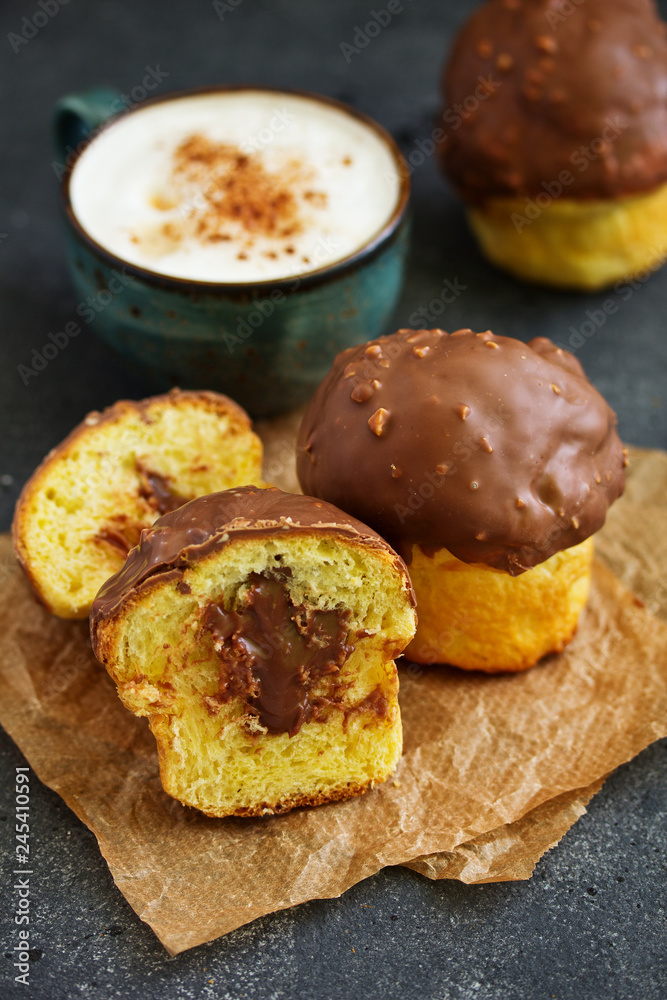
[468,182,667,290]
[92,532,416,817]
[405,537,594,672]
[13,390,263,619]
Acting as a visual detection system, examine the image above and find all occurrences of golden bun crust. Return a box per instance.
[468,183,667,291]
[405,537,594,672]
[91,502,416,818]
[12,389,263,619]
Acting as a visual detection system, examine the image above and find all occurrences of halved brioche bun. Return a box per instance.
[13,389,263,618]
[90,487,416,817]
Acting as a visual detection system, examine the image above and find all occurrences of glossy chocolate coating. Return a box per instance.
[296,329,626,575]
[91,485,408,619]
[440,0,667,202]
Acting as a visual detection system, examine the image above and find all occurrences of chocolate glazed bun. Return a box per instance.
[297,329,626,576]
[440,0,667,203]
[437,0,667,290]
[91,486,416,816]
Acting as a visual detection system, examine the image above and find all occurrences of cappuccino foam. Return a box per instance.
[69,91,403,283]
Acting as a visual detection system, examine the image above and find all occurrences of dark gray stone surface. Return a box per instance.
[0,1,665,997]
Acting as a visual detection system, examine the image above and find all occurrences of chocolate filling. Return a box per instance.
[204,573,354,737]
[93,525,133,555]
[92,515,145,555]
[137,464,188,515]
[92,470,187,554]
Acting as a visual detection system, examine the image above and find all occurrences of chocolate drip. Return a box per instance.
[92,468,188,554]
[296,329,626,575]
[204,573,353,737]
[440,0,667,202]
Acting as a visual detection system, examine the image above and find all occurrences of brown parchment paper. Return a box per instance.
[0,443,665,954]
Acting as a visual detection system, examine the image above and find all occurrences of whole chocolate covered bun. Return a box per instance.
[438,0,667,289]
[297,329,627,671]
[298,328,625,573]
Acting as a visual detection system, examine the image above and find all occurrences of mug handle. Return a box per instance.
[53,86,124,164]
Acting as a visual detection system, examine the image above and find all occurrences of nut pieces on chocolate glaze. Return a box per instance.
[439,0,667,203]
[296,329,626,575]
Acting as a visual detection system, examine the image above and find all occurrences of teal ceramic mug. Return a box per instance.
[54,85,411,417]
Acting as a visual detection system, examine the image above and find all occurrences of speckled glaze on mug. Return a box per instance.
[55,85,411,417]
